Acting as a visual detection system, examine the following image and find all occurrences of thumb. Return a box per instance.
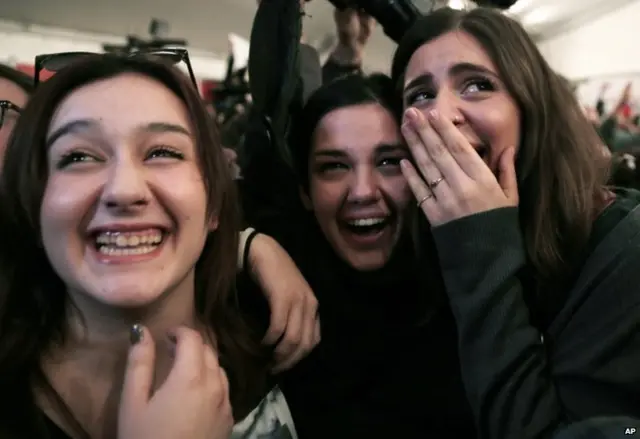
[119,324,156,418]
[498,146,518,204]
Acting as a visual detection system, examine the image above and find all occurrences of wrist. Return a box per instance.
[329,44,363,67]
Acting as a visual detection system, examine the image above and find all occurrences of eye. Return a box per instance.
[56,151,100,170]
[462,77,496,95]
[146,146,185,161]
[378,157,402,167]
[317,161,349,174]
[405,89,434,107]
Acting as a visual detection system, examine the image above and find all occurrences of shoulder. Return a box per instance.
[551,189,640,334]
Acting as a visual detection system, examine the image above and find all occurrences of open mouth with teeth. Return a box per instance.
[344,217,389,235]
[93,229,166,257]
[338,215,396,248]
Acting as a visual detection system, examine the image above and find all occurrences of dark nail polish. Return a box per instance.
[130,324,144,345]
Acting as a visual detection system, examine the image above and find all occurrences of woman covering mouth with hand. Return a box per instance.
[392,6,640,438]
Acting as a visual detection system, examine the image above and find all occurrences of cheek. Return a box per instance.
[40,175,102,235]
[380,174,413,207]
[152,173,209,223]
[470,104,521,163]
[309,179,343,220]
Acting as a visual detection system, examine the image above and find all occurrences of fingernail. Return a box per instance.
[404,108,417,121]
[429,110,438,120]
[130,324,144,345]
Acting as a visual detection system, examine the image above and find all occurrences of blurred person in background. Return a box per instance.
[322,7,374,83]
[0,64,33,170]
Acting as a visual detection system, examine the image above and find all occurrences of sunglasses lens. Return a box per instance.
[143,50,182,64]
[41,53,93,72]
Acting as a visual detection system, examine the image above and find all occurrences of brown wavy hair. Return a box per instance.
[0,55,267,436]
[391,7,610,286]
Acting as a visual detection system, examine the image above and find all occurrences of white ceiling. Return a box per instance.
[0,0,636,72]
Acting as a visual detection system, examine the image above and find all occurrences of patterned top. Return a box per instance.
[232,386,297,439]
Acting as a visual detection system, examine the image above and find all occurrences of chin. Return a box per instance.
[81,279,167,309]
[344,252,390,272]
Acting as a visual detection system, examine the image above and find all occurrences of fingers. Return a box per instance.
[165,327,205,386]
[263,299,290,346]
[498,146,519,204]
[405,108,460,185]
[120,324,156,416]
[272,298,319,373]
[401,117,441,187]
[426,109,488,179]
[203,345,230,410]
[313,317,322,346]
[400,159,436,217]
[272,302,303,373]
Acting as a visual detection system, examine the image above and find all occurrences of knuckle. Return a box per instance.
[430,141,446,156]
[268,322,286,336]
[276,339,298,357]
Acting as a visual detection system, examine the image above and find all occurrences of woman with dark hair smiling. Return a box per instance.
[241,71,476,438]
[0,53,317,439]
[392,6,640,438]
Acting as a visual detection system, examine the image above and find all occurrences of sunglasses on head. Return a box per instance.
[33,48,198,88]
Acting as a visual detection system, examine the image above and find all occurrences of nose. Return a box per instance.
[434,88,464,126]
[101,157,150,212]
[349,167,378,204]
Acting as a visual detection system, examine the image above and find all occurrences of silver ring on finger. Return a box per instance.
[417,193,433,208]
[428,176,445,189]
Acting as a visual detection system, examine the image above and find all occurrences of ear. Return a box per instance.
[299,186,313,211]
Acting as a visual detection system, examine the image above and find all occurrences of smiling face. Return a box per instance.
[40,73,213,310]
[306,102,412,271]
[402,31,521,173]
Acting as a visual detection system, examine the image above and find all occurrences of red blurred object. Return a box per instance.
[201,79,222,102]
[15,63,55,82]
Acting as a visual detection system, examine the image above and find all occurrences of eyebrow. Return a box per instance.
[46,119,191,148]
[313,143,406,159]
[403,62,498,93]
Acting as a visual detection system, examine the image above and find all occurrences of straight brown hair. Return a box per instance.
[392,7,610,286]
[0,55,268,437]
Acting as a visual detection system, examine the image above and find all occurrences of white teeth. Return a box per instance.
[94,230,164,250]
[348,218,386,227]
[98,246,158,256]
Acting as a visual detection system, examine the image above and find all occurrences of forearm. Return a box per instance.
[433,208,563,439]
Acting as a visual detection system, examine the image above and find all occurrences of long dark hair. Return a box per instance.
[0,55,267,436]
[392,7,610,286]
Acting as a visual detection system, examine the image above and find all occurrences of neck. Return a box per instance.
[66,280,198,349]
[39,273,200,438]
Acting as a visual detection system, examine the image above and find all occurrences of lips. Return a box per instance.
[338,214,395,249]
